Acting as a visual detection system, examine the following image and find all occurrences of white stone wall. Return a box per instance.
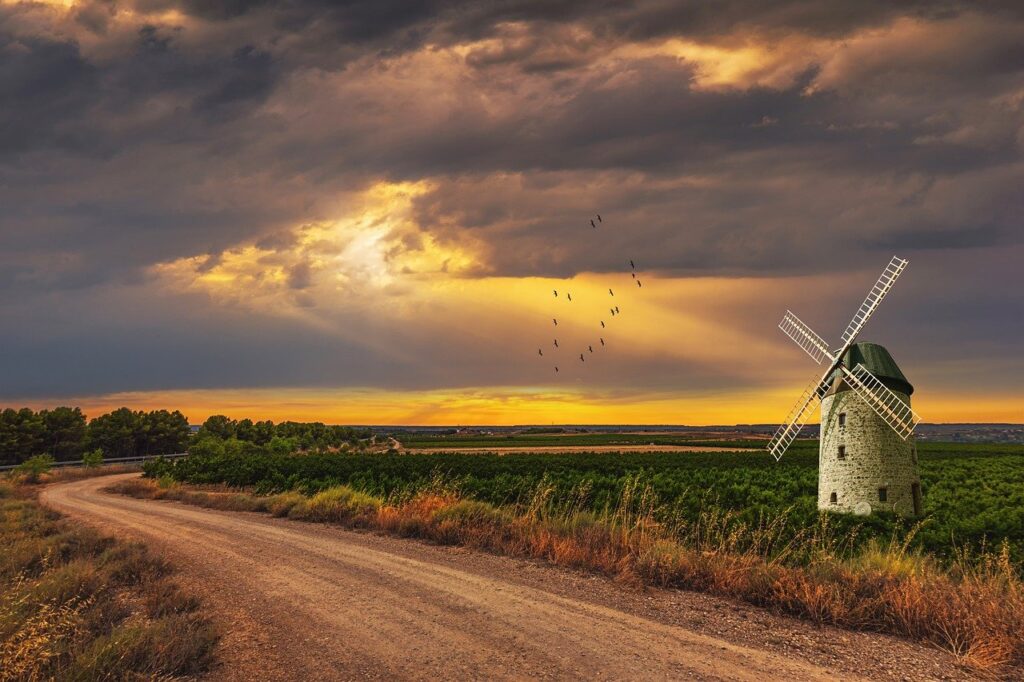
[818,388,922,516]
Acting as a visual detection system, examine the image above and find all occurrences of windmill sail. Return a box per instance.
[840,363,920,440]
[767,255,915,462]
[837,256,907,350]
[779,310,834,365]
[766,375,832,461]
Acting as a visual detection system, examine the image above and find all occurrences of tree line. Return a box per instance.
[0,406,374,467]
[0,407,190,466]
[194,415,371,452]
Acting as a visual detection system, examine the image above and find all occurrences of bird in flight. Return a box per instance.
[614,305,619,313]
[600,337,605,346]
[630,259,635,269]
[567,293,572,301]
[555,366,559,373]
[554,339,559,348]
[610,308,616,316]
[579,353,585,362]
[609,288,614,296]
[588,345,593,353]
[636,280,642,288]
[553,289,558,297]
[600,321,605,328]
[631,272,636,279]
[538,349,543,356]
[553,318,558,325]
[597,214,602,223]
[590,219,596,228]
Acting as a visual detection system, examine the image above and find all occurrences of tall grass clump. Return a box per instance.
[0,481,217,680]
[287,485,381,525]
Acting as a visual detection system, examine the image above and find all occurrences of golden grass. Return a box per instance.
[109,476,1023,674]
[0,479,217,680]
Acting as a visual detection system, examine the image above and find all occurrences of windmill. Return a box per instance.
[767,256,923,516]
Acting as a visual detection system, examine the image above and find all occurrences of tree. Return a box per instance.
[88,407,143,459]
[234,418,257,443]
[200,415,236,440]
[253,420,275,445]
[0,408,46,465]
[41,406,87,461]
[140,410,190,455]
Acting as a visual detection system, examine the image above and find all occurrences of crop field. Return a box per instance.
[147,439,1024,565]
[395,432,759,449]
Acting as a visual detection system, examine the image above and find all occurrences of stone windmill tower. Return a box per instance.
[767,257,923,516]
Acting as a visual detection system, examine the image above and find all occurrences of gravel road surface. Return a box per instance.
[41,474,975,681]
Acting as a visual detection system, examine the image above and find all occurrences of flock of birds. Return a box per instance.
[540,214,643,374]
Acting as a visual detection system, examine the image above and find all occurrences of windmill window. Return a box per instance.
[878,487,888,503]
[829,492,837,505]
[837,445,846,459]
[838,413,847,427]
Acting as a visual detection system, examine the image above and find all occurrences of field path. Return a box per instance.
[42,474,973,681]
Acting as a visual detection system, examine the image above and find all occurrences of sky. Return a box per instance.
[1,0,1022,425]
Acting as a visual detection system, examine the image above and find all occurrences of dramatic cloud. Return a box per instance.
[0,0,1021,423]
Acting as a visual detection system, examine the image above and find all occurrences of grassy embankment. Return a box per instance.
[0,472,217,681]
[116,442,1024,673]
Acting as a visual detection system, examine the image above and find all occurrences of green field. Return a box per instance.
[147,439,1024,565]
[396,432,756,449]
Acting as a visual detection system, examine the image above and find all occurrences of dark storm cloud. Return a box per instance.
[0,0,1022,399]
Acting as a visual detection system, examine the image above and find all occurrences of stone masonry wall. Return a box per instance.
[818,389,921,516]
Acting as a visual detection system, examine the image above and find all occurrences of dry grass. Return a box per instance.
[108,476,1023,675]
[0,478,217,681]
[4,464,144,490]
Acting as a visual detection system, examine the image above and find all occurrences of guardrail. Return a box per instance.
[0,452,189,472]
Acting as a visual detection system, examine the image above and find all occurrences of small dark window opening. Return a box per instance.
[829,492,838,505]
[838,413,847,427]
[837,445,846,459]
[878,487,888,503]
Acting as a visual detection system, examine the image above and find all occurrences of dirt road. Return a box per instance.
[41,475,972,681]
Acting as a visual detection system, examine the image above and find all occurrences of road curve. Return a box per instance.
[41,475,962,681]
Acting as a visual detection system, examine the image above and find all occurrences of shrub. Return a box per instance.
[288,486,381,524]
[266,491,306,517]
[81,449,104,469]
[14,455,55,484]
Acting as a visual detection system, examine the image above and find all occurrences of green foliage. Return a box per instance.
[0,408,47,465]
[396,432,783,450]
[41,407,87,460]
[194,415,368,451]
[14,454,55,483]
[81,449,104,469]
[150,441,1024,566]
[1,406,190,466]
[88,408,189,459]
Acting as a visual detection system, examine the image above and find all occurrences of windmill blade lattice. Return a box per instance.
[766,375,832,461]
[837,256,907,351]
[841,363,920,440]
[779,310,834,365]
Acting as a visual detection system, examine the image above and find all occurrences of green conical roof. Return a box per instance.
[826,342,913,397]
